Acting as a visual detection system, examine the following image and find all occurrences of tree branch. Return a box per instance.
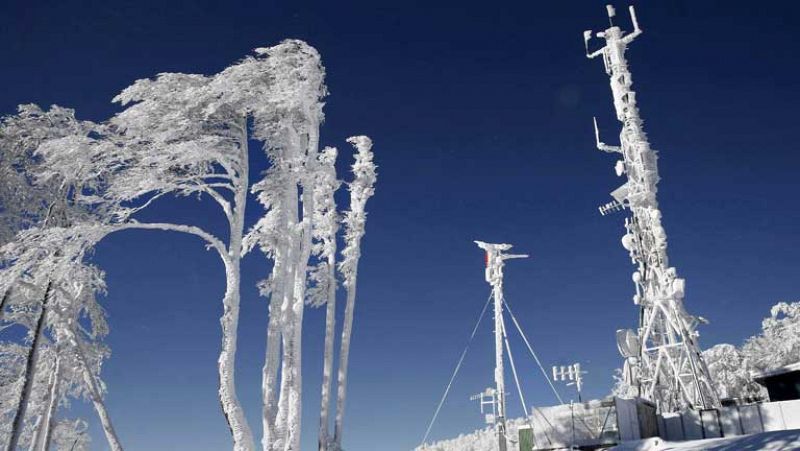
[201,186,233,221]
[110,221,227,260]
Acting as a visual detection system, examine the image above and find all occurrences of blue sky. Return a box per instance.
[1,1,799,450]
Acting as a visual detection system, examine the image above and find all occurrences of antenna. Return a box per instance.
[470,388,497,425]
[606,4,616,27]
[629,6,641,35]
[593,117,621,153]
[583,30,593,56]
[599,201,623,216]
[584,5,719,412]
[475,240,528,451]
[553,363,587,402]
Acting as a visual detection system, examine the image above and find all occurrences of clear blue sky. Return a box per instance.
[1,1,799,450]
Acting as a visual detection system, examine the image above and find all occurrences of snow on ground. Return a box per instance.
[416,418,530,451]
[609,429,800,451]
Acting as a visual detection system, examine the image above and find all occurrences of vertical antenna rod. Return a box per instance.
[475,241,528,451]
[583,5,719,412]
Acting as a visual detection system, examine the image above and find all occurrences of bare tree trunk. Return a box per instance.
[219,254,255,451]
[285,263,307,451]
[70,327,123,451]
[333,267,359,448]
[7,281,52,451]
[317,256,336,451]
[217,124,256,451]
[30,349,61,451]
[80,371,121,451]
[0,288,10,321]
[272,175,301,451]
[261,300,282,450]
[262,239,289,451]
[284,145,318,451]
[262,177,296,451]
[273,238,300,451]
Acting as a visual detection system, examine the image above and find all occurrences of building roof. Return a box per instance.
[753,362,800,383]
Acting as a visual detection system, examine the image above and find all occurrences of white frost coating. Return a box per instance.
[474,241,528,451]
[333,136,377,449]
[585,5,718,411]
[242,40,327,451]
[744,301,800,372]
[0,106,124,451]
[1,40,374,451]
[30,342,61,451]
[417,418,531,451]
[310,147,341,451]
[0,232,121,451]
[111,63,260,450]
[702,344,764,400]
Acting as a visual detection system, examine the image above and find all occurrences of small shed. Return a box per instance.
[754,362,800,402]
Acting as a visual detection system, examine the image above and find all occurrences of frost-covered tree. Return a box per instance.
[240,42,378,451]
[702,344,763,400]
[0,104,87,245]
[109,68,259,450]
[332,136,376,450]
[308,147,340,451]
[50,419,89,451]
[416,418,529,451]
[2,40,376,451]
[0,105,121,451]
[610,367,639,399]
[242,40,327,451]
[743,301,800,373]
[0,227,119,451]
[0,342,68,450]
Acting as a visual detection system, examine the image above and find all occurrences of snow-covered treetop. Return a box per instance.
[339,136,376,289]
[244,40,328,261]
[249,40,326,185]
[0,104,106,241]
[109,72,246,216]
[0,223,111,335]
[744,301,800,372]
[250,40,326,143]
[306,146,340,307]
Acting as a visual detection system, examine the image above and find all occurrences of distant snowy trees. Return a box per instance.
[0,105,122,451]
[702,344,762,400]
[743,301,800,372]
[702,301,800,401]
[416,418,529,451]
[1,40,376,451]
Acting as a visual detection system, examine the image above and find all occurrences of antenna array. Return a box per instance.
[584,5,719,412]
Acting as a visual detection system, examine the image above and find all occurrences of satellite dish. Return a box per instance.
[616,329,640,358]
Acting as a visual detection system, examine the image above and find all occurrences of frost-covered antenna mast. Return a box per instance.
[553,363,586,402]
[475,240,527,451]
[584,5,719,412]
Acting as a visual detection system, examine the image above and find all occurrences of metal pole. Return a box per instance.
[476,241,527,451]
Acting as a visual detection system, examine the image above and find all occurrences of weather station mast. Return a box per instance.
[475,241,528,451]
[584,5,719,411]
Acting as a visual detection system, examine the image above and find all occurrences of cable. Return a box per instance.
[503,299,564,405]
[504,299,598,442]
[419,292,493,447]
[500,313,540,448]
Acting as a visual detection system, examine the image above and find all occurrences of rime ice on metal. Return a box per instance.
[584,5,719,411]
[475,241,528,451]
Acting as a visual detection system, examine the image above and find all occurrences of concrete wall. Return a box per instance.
[656,399,800,441]
[529,400,618,449]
